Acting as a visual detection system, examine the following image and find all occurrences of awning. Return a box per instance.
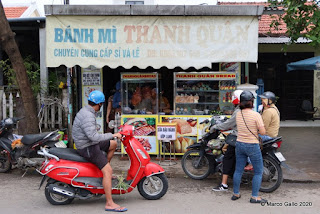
[45,5,262,69]
[287,56,320,72]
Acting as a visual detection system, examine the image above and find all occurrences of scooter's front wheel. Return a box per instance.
[138,174,168,200]
[181,149,211,180]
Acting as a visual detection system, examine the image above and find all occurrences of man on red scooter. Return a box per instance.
[72,90,127,212]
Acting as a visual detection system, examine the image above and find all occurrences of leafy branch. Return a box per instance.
[268,0,320,48]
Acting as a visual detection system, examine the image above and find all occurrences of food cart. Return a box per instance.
[120,71,237,156]
[120,73,159,155]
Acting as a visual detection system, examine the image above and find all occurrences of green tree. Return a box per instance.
[268,0,320,47]
[0,56,41,95]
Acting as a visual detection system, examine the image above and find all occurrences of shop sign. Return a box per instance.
[46,16,259,69]
[157,123,177,141]
[82,72,101,85]
[175,72,236,79]
[219,62,241,85]
[122,73,157,79]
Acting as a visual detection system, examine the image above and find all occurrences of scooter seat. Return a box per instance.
[21,132,52,145]
[262,136,282,145]
[48,147,89,163]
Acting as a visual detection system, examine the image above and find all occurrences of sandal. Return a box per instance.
[244,164,253,171]
[231,194,241,201]
[250,197,268,203]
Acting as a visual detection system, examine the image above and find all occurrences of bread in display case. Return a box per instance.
[174,72,237,115]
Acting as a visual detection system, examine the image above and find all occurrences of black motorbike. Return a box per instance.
[181,115,285,193]
[0,117,62,174]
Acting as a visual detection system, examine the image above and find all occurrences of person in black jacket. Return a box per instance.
[211,90,242,191]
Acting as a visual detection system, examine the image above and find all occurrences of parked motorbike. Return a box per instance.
[37,124,168,205]
[0,117,62,174]
[181,116,226,180]
[181,115,285,193]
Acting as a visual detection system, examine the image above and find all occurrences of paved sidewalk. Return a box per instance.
[112,127,320,183]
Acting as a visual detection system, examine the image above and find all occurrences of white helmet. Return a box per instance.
[232,90,243,105]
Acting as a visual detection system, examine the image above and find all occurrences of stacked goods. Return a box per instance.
[175,94,199,103]
[174,137,194,153]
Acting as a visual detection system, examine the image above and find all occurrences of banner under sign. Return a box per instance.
[46,16,259,69]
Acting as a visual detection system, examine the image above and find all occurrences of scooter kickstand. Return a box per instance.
[22,169,28,177]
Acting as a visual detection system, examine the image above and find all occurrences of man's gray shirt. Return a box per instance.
[72,105,113,150]
[213,106,240,135]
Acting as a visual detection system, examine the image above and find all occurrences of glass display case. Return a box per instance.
[121,73,159,115]
[174,72,237,115]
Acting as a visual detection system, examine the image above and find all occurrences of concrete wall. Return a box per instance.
[113,0,155,4]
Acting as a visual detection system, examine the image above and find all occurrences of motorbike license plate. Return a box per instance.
[275,152,286,162]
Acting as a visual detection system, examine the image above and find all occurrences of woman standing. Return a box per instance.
[232,91,267,204]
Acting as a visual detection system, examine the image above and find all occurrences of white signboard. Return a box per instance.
[46,16,259,69]
[157,126,177,141]
[81,67,104,133]
[82,72,101,86]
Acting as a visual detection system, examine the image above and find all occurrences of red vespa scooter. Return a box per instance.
[37,124,168,205]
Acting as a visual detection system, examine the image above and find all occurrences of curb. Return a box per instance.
[283,179,320,184]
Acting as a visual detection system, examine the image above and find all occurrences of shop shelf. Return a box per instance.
[176,102,220,105]
[176,90,220,92]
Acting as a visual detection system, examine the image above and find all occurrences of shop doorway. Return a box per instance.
[257,52,314,120]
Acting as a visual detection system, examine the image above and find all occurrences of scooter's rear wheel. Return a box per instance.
[45,181,74,205]
[259,156,283,193]
[138,174,168,200]
[0,149,11,173]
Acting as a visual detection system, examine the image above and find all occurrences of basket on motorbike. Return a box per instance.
[207,137,224,156]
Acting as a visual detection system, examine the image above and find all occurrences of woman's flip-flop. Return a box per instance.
[105,207,128,212]
[231,194,241,201]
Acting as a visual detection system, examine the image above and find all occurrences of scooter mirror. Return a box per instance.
[108,120,115,129]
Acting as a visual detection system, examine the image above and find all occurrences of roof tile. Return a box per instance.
[4,7,28,18]
[218,1,286,36]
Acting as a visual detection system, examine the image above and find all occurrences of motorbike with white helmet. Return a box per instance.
[182,90,285,192]
[182,90,243,180]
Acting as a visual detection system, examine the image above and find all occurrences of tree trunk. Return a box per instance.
[0,2,39,133]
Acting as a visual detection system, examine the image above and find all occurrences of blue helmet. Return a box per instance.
[88,90,105,104]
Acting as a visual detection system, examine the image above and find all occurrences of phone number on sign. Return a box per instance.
[261,201,313,207]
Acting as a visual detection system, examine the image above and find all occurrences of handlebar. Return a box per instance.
[12,116,25,123]
[200,119,210,124]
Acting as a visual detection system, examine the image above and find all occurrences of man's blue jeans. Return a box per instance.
[233,142,263,197]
